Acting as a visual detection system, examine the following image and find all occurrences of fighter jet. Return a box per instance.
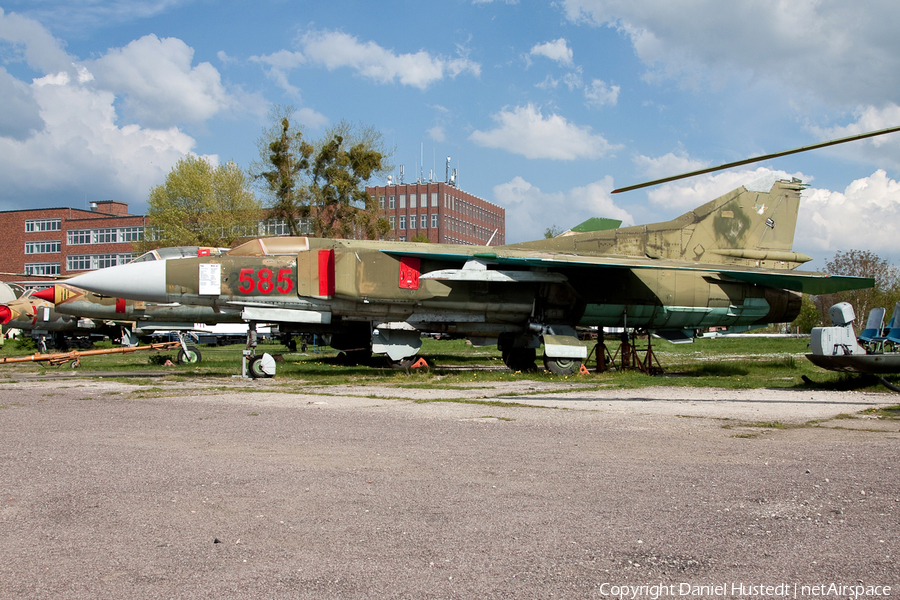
[60,174,872,375]
[0,288,118,351]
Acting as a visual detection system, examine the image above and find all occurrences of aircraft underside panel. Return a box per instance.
[578,299,771,329]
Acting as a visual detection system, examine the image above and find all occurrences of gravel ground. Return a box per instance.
[1,376,898,599]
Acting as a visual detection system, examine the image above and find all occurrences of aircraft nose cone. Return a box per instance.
[0,305,10,325]
[66,260,169,303]
[32,287,55,303]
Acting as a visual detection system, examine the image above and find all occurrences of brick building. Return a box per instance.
[0,201,147,288]
[366,181,505,245]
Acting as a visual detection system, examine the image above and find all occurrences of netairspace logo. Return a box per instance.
[598,582,892,599]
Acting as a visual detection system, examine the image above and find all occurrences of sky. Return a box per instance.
[2,0,900,268]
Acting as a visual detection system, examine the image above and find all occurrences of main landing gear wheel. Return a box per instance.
[177,345,202,364]
[387,356,417,369]
[502,348,536,372]
[247,355,273,379]
[543,355,581,376]
[335,349,372,365]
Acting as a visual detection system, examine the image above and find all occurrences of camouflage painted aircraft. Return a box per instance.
[59,173,872,375]
[0,287,119,351]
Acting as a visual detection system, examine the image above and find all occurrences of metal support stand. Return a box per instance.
[238,323,259,379]
[593,329,664,375]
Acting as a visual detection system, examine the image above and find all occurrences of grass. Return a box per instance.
[0,334,898,394]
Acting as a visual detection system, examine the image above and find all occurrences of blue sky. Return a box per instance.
[2,1,900,267]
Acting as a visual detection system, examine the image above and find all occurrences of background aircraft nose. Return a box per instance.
[0,305,10,325]
[31,287,55,303]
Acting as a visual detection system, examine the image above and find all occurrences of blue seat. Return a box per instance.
[884,302,900,345]
[858,307,886,345]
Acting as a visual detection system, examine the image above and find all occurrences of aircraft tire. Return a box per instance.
[387,356,416,369]
[335,349,372,365]
[177,345,202,365]
[543,355,581,376]
[248,355,272,379]
[502,348,536,372]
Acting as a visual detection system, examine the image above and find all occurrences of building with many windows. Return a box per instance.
[366,181,505,245]
[0,201,147,288]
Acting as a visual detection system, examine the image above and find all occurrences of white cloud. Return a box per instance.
[584,78,619,108]
[807,105,900,170]
[0,66,43,139]
[249,50,308,98]
[297,29,481,90]
[85,34,235,128]
[0,7,72,74]
[560,0,900,107]
[9,1,186,33]
[530,39,574,66]
[633,150,708,180]
[0,11,225,212]
[427,125,446,142]
[493,176,633,242]
[799,170,900,255]
[470,103,619,160]
[645,167,799,212]
[0,72,197,210]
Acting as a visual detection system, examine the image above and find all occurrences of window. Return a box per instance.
[67,230,92,245]
[431,192,438,207]
[409,214,416,229]
[399,215,406,230]
[66,254,132,271]
[431,214,438,229]
[119,227,143,242]
[25,218,61,232]
[25,241,60,254]
[389,195,396,209]
[421,214,428,229]
[389,216,396,230]
[410,194,417,209]
[379,195,385,209]
[399,194,406,209]
[67,255,92,271]
[24,262,60,276]
[94,228,117,243]
[96,254,121,269]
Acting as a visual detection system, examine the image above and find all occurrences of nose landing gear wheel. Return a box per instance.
[248,355,273,379]
[177,345,202,364]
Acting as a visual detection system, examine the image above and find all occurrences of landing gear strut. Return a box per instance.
[240,323,275,379]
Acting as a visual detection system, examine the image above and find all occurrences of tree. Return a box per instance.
[250,106,313,236]
[309,133,388,239]
[791,294,822,333]
[141,155,261,251]
[544,225,563,239]
[251,108,392,240]
[814,249,900,325]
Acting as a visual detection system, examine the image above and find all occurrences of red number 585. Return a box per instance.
[237,268,293,294]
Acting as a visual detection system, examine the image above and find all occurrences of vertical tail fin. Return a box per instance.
[509,175,811,268]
